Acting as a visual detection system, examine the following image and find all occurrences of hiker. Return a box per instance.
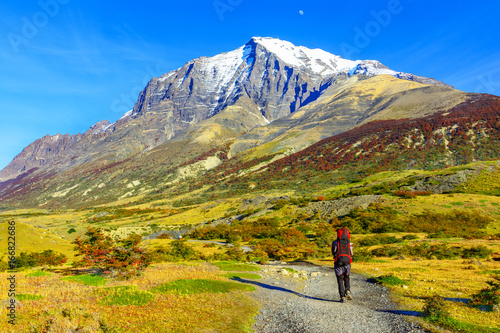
[332,227,353,302]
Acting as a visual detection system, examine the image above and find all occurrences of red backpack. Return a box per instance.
[335,227,352,266]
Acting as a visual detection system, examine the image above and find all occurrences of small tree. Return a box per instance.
[73,227,151,279]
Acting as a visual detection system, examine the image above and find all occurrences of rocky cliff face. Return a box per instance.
[131,37,450,129]
[0,37,453,182]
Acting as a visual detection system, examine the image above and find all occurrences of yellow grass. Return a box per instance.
[0,263,259,332]
[0,220,76,261]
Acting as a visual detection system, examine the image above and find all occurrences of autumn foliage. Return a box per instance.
[72,227,151,279]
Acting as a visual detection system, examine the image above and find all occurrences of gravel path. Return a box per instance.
[244,262,427,333]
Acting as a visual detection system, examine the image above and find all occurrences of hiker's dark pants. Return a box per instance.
[334,264,351,298]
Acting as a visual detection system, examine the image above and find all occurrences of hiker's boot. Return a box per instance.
[346,291,352,301]
[340,297,347,303]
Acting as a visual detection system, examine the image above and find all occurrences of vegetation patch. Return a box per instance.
[357,234,402,246]
[61,274,107,286]
[95,286,155,306]
[471,276,500,306]
[25,270,52,277]
[16,293,44,301]
[213,261,261,272]
[151,279,255,295]
[222,272,262,280]
[423,294,500,333]
[15,250,67,269]
[372,274,407,286]
[371,243,493,260]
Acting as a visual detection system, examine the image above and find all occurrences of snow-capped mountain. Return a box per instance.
[130,37,449,126]
[0,37,452,183]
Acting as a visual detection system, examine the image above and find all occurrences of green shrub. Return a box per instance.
[211,247,249,262]
[471,276,500,306]
[373,275,405,286]
[15,250,67,269]
[150,240,205,262]
[402,234,419,241]
[427,231,452,239]
[407,210,492,238]
[358,235,401,246]
[462,246,493,259]
[423,294,450,319]
[352,248,374,262]
[371,246,401,257]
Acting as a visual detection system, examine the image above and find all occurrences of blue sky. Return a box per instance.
[1,0,499,170]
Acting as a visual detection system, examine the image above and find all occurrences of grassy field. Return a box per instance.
[0,262,259,333]
[2,163,500,332]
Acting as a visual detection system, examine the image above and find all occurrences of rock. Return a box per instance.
[311,272,321,277]
[402,285,409,289]
[300,195,383,218]
[280,269,289,275]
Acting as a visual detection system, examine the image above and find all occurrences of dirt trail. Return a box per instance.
[245,263,426,333]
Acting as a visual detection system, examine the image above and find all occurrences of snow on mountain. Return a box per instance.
[254,37,360,77]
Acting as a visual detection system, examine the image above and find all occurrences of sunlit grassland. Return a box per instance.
[386,194,500,234]
[0,220,76,260]
[0,262,259,333]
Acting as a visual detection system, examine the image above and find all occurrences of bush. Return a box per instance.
[72,227,151,279]
[358,234,401,246]
[157,233,171,239]
[15,250,67,269]
[423,295,450,319]
[402,234,419,241]
[211,247,248,262]
[150,239,205,262]
[406,209,492,238]
[462,245,493,259]
[254,228,317,260]
[353,248,374,262]
[471,276,500,306]
[341,204,403,233]
[371,243,486,260]
[371,246,401,257]
[427,231,452,239]
[373,274,405,286]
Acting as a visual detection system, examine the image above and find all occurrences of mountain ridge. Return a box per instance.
[0,37,486,210]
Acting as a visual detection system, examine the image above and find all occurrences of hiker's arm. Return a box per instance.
[331,241,337,257]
